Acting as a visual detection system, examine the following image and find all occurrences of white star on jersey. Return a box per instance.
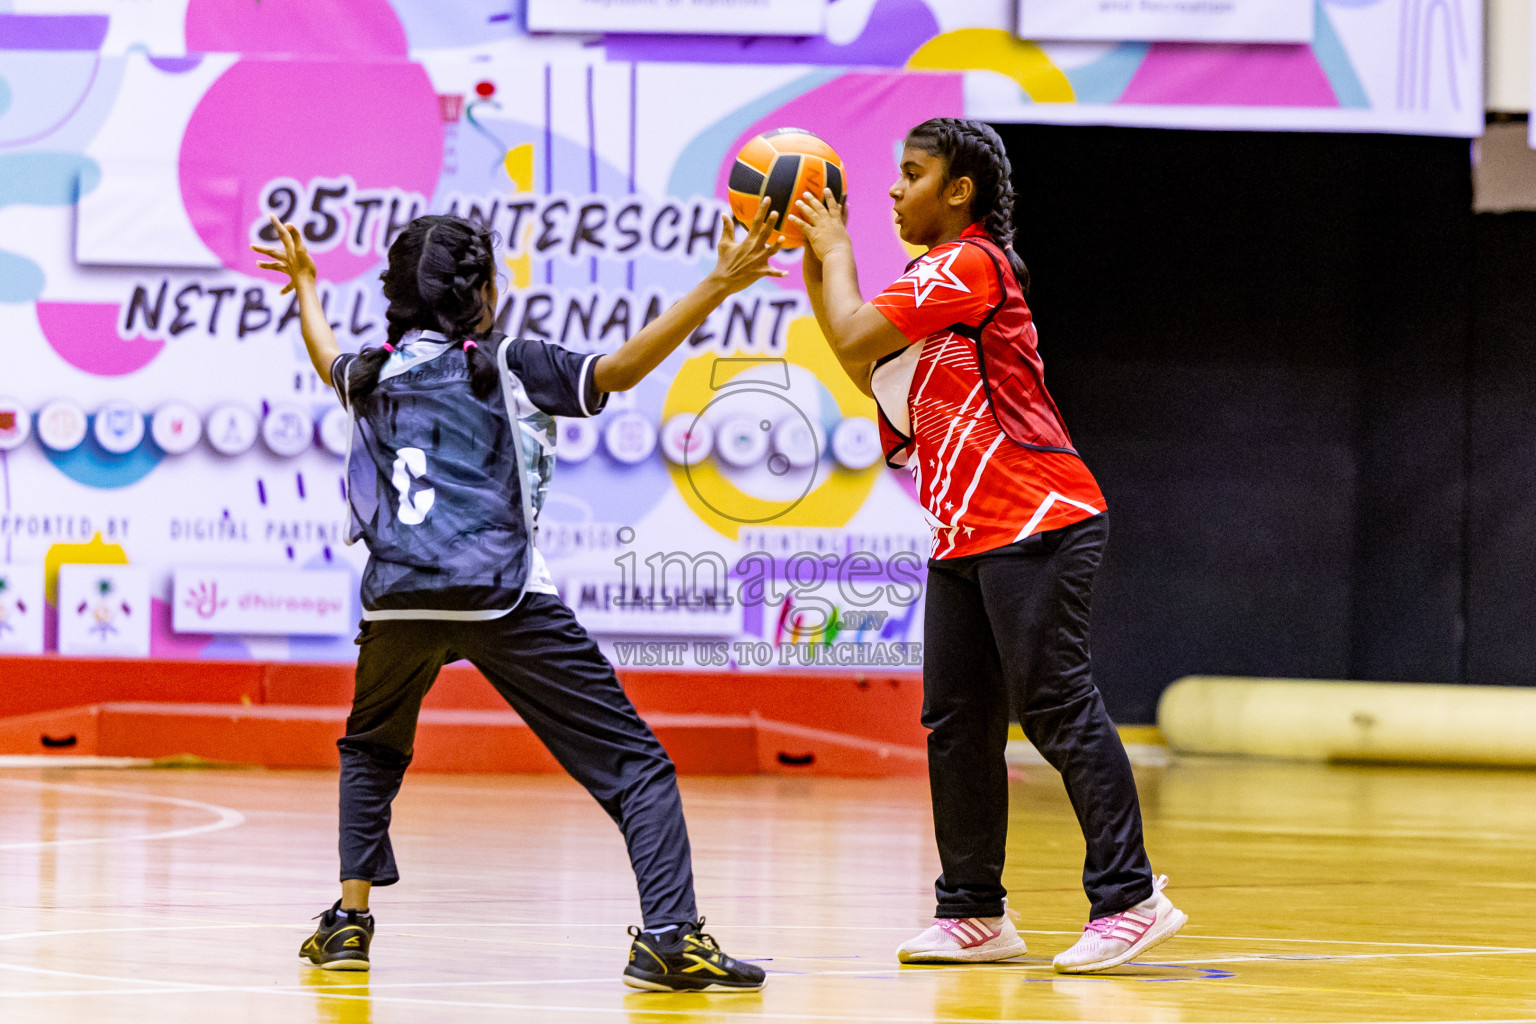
[902,246,972,307]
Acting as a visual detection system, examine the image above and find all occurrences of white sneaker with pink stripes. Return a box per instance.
[896,901,1027,963]
[1053,875,1187,974]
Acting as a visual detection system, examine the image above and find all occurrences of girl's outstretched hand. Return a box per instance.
[787,188,851,261]
[251,215,317,295]
[707,196,786,294]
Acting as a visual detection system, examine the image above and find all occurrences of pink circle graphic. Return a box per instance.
[36,301,166,377]
[178,59,443,282]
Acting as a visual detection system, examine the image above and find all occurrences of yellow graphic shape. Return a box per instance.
[907,28,1075,104]
[44,532,128,604]
[663,320,882,540]
[504,144,535,289]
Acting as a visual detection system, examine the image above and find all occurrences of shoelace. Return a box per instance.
[686,919,733,964]
[1085,914,1125,938]
[629,920,727,961]
[313,903,368,923]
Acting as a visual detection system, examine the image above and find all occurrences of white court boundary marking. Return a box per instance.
[1,921,1528,951]
[0,924,1534,1023]
[2,786,1533,1022]
[0,779,246,850]
[3,957,1536,1024]
[1156,818,1534,844]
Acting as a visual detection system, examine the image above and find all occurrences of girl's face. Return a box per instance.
[889,145,970,248]
[477,277,498,331]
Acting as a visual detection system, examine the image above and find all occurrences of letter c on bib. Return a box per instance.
[391,447,435,526]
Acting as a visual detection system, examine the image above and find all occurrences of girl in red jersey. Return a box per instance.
[789,118,1186,974]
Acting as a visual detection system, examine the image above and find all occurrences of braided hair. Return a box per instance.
[904,118,1029,296]
[347,214,501,404]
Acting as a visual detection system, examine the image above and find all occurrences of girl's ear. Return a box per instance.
[945,174,975,211]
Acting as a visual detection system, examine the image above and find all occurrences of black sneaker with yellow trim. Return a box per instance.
[299,900,374,971]
[623,919,765,992]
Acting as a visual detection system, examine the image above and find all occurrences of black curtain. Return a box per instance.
[991,125,1478,722]
[1467,213,1536,689]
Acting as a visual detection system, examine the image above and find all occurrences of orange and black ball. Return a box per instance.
[727,128,846,249]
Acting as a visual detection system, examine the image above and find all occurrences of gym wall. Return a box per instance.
[996,124,1536,722]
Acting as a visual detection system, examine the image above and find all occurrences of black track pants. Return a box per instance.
[922,514,1154,921]
[336,593,698,930]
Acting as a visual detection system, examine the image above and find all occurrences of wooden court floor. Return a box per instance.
[2,755,1534,1023]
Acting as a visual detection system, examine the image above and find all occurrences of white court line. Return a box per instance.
[0,756,152,768]
[1,946,1534,1000]
[0,958,621,998]
[2,922,1534,1019]
[7,945,1529,996]
[1142,932,1527,951]
[2,921,1529,955]
[0,960,210,990]
[1159,948,1536,966]
[0,779,246,851]
[10,969,1536,1024]
[4,955,1536,1024]
[1156,818,1534,844]
[0,989,212,998]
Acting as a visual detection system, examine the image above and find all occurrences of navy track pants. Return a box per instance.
[336,593,698,930]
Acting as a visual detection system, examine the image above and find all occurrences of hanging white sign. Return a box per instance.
[527,0,825,36]
[1019,0,1313,43]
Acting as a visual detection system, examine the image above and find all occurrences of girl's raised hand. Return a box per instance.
[788,188,851,261]
[251,215,317,296]
[707,196,786,294]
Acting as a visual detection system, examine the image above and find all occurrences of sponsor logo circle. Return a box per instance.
[151,402,203,455]
[660,415,713,465]
[36,399,88,453]
[318,407,351,457]
[205,404,259,456]
[0,398,31,452]
[831,417,882,470]
[602,412,657,465]
[93,401,145,455]
[556,418,600,464]
[772,418,822,471]
[714,415,771,468]
[261,403,314,458]
[683,384,821,523]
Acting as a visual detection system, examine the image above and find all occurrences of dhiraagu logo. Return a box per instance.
[662,321,881,537]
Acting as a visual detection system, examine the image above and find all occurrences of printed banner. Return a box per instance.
[527,0,826,36]
[0,0,1485,667]
[172,567,353,636]
[56,564,150,658]
[0,565,45,655]
[1018,0,1314,44]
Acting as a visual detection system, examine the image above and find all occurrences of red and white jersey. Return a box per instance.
[870,224,1104,560]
